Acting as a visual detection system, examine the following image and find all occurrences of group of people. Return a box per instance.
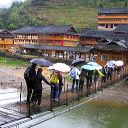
[24,63,63,106]
[24,62,122,106]
[69,66,94,94]
[69,64,122,95]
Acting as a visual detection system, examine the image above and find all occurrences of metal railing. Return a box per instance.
[0,65,128,126]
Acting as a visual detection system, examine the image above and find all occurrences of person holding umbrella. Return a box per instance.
[24,63,37,104]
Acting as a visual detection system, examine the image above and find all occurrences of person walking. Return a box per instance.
[102,65,107,83]
[31,68,51,106]
[79,69,86,91]
[24,63,37,104]
[70,66,80,93]
[86,70,93,96]
[107,66,114,81]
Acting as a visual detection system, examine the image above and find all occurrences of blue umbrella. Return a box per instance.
[87,62,102,69]
[81,65,96,71]
[81,64,102,71]
[87,62,100,66]
[30,58,53,67]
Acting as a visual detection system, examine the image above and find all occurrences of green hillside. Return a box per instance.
[0,0,127,30]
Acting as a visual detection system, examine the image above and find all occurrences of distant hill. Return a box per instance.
[0,0,127,30]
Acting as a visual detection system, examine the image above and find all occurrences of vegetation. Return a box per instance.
[0,56,27,67]
[0,0,127,30]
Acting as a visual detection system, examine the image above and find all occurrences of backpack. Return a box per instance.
[50,73,59,84]
[24,67,31,80]
[70,69,77,78]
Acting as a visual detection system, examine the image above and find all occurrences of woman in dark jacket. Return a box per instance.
[31,68,51,106]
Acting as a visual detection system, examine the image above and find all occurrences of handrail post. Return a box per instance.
[65,84,68,105]
[50,86,53,111]
[20,82,22,113]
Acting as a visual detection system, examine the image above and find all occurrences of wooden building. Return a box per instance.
[12,25,93,61]
[94,40,128,66]
[0,29,15,52]
[79,29,112,46]
[98,8,128,30]
[12,25,79,47]
[79,25,128,66]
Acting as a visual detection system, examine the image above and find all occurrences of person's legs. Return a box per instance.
[76,79,79,93]
[71,79,75,93]
[54,84,59,101]
[58,86,62,98]
[31,89,37,104]
[37,89,42,105]
[79,80,82,91]
[51,85,55,100]
[26,81,33,103]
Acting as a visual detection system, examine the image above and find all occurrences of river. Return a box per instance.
[30,102,128,128]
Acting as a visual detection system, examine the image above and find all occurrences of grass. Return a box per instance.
[0,57,27,67]
[27,5,98,29]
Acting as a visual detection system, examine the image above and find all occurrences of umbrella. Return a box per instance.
[106,60,116,67]
[47,66,54,70]
[30,58,53,67]
[71,58,85,66]
[53,63,71,73]
[115,60,123,67]
[87,61,101,66]
[81,64,102,71]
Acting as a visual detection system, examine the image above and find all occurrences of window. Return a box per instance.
[101,54,109,61]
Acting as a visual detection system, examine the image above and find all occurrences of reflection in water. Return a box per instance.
[31,104,128,128]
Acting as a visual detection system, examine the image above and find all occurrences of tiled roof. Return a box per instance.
[114,25,128,33]
[98,8,128,14]
[80,29,128,42]
[12,25,78,35]
[94,44,128,52]
[0,29,15,38]
[80,29,113,38]
[23,44,93,53]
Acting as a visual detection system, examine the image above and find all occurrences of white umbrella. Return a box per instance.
[106,60,116,68]
[115,60,123,67]
[53,63,71,73]
[47,66,54,70]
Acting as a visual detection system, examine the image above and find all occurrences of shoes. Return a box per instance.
[30,101,36,106]
[54,98,58,102]
[37,104,41,107]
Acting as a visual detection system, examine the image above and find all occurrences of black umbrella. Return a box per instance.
[30,58,53,67]
[71,58,86,66]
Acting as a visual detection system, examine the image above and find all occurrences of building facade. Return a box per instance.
[98,8,128,30]
[12,25,93,61]
[0,29,15,52]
